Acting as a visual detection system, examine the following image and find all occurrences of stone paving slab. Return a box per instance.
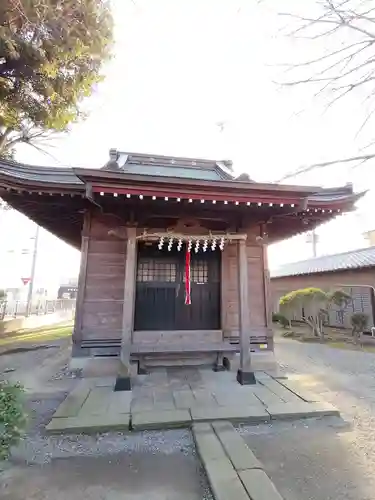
[250,384,286,406]
[213,389,263,408]
[192,423,250,500]
[52,380,91,418]
[212,421,263,471]
[266,401,340,420]
[131,396,155,412]
[47,369,341,433]
[108,391,132,414]
[205,460,250,500]
[239,469,284,500]
[192,423,227,460]
[46,413,130,434]
[79,386,112,416]
[131,409,192,430]
[193,422,285,500]
[173,390,196,409]
[258,376,303,403]
[92,376,115,388]
[190,405,269,424]
[277,378,320,402]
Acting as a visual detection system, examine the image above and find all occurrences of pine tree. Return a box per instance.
[0,0,113,157]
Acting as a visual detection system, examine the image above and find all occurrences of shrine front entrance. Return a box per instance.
[134,242,221,331]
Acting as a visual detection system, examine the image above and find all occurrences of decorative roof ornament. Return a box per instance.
[234,172,254,182]
[101,148,121,171]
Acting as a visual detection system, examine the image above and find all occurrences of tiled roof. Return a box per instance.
[271,246,375,278]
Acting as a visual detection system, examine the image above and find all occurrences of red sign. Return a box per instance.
[21,278,31,285]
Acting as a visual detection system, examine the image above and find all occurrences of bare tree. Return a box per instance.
[279,0,375,178]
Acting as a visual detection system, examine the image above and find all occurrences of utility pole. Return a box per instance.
[26,224,40,316]
[311,229,318,258]
[306,229,319,258]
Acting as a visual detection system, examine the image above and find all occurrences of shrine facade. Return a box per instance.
[0,151,363,389]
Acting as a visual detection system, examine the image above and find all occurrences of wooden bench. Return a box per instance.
[130,342,237,374]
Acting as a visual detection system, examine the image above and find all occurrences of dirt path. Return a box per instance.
[0,337,73,394]
[1,334,212,500]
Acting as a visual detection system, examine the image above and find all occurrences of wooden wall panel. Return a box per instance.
[221,243,239,333]
[222,239,267,335]
[247,243,266,328]
[81,212,126,341]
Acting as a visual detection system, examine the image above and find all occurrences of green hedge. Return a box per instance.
[0,381,27,460]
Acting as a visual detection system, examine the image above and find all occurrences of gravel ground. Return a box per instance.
[3,429,213,500]
[237,336,375,500]
[1,337,213,500]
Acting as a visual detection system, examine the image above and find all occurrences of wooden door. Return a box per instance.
[134,243,221,331]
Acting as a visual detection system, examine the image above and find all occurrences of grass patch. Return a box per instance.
[275,324,375,352]
[0,323,73,347]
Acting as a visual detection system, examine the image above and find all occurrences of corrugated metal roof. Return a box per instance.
[102,150,234,181]
[120,164,223,180]
[271,246,375,278]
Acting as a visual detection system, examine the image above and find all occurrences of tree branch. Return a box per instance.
[278,153,375,182]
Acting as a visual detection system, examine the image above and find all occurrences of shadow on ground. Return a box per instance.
[240,416,373,500]
[2,429,212,500]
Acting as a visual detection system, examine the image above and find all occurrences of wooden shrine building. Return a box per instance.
[0,151,363,389]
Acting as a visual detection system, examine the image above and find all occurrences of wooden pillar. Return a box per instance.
[262,244,274,351]
[236,239,256,385]
[72,212,90,355]
[262,244,272,327]
[114,226,137,391]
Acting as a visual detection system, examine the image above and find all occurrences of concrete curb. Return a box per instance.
[192,421,284,500]
[45,414,131,434]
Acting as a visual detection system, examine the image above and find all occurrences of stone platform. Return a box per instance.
[46,368,339,433]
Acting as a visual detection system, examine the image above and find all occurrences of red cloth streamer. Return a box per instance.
[185,249,191,305]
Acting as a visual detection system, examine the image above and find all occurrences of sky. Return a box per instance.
[1,0,375,290]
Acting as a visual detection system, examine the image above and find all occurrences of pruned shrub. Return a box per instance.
[351,313,368,343]
[0,381,27,461]
[272,312,289,328]
[280,288,329,338]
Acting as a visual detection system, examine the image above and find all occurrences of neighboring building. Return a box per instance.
[57,285,78,299]
[58,279,78,299]
[271,247,375,329]
[0,151,363,389]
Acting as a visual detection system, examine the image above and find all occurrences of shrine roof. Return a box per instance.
[0,153,366,249]
[0,158,83,188]
[101,150,235,181]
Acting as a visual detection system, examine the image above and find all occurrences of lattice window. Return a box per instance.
[190,260,209,283]
[137,259,177,282]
